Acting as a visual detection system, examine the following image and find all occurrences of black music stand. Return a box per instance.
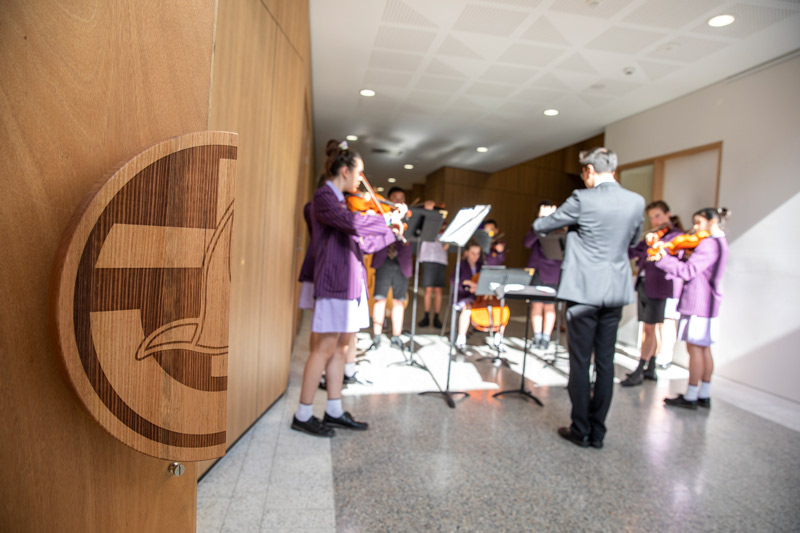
[473,266,513,368]
[493,276,554,407]
[388,208,443,371]
[421,205,490,408]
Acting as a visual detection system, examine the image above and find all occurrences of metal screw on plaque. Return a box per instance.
[168,462,185,477]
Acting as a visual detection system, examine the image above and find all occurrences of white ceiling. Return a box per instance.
[310,0,800,190]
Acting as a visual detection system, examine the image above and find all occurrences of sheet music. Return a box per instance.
[439,205,491,248]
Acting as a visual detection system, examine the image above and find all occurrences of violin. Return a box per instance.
[351,172,408,242]
[647,230,710,261]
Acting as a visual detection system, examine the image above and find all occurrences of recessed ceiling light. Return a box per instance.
[660,42,681,52]
[376,186,385,192]
[360,89,376,97]
[346,135,358,141]
[476,147,489,153]
[543,109,559,116]
[404,164,414,170]
[388,178,397,183]
[708,14,735,27]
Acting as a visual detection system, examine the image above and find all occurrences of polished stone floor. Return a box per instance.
[198,310,800,532]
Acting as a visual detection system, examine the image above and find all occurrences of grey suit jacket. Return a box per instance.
[533,181,644,307]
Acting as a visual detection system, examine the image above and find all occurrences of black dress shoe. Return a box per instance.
[589,437,604,449]
[620,371,643,387]
[664,394,698,410]
[291,415,335,437]
[557,426,589,448]
[643,369,657,381]
[697,397,711,409]
[433,317,443,329]
[418,316,430,327]
[323,411,368,431]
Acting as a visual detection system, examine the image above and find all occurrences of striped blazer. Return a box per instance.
[298,201,315,283]
[629,227,683,300]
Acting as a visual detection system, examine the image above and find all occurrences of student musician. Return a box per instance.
[482,219,506,266]
[292,141,406,437]
[652,207,730,409]
[371,187,412,350]
[453,240,483,353]
[523,200,562,350]
[621,200,683,386]
[418,201,448,329]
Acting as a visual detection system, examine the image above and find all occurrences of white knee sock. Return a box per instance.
[295,403,314,422]
[698,381,711,399]
[684,384,699,401]
[456,334,466,345]
[326,398,343,418]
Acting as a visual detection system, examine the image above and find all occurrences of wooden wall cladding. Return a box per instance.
[0,0,217,531]
[201,0,311,475]
[50,132,237,462]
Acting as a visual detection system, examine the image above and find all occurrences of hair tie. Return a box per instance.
[338,140,349,151]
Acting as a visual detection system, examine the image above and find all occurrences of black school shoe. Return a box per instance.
[291,415,335,437]
[433,316,443,329]
[323,411,369,430]
[697,397,711,409]
[664,394,698,410]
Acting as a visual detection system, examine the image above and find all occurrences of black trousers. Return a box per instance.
[565,302,623,441]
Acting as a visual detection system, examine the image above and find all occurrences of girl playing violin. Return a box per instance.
[653,207,730,409]
[292,141,406,437]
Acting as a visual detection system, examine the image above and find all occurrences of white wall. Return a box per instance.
[606,55,800,403]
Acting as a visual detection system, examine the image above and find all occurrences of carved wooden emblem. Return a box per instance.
[50,132,237,461]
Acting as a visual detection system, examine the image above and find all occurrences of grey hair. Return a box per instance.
[579,147,618,173]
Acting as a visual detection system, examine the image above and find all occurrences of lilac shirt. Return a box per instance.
[312,182,396,300]
[655,234,728,318]
[629,227,683,299]
[298,201,315,283]
[371,241,413,278]
[419,240,448,265]
[451,259,482,304]
[523,227,561,285]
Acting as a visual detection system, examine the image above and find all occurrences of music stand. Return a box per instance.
[388,208,443,371]
[421,205,490,408]
[492,275,553,406]
[473,266,513,368]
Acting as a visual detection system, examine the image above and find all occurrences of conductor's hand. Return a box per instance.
[538,204,557,217]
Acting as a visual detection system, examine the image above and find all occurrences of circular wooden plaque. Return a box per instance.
[50,131,237,461]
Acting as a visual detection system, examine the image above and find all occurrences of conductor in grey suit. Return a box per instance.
[533,147,644,449]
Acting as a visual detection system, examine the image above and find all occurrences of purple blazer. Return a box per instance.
[629,227,683,299]
[312,182,396,300]
[523,227,561,285]
[298,202,315,283]
[484,242,506,266]
[451,258,482,304]
[371,241,413,279]
[655,235,728,318]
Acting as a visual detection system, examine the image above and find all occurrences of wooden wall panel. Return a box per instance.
[200,0,312,476]
[0,0,216,531]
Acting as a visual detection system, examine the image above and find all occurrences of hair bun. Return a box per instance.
[717,207,731,219]
[325,139,340,157]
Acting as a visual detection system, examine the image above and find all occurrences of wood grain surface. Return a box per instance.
[50,131,237,461]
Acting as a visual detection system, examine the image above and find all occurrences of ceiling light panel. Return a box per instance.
[550,0,632,19]
[623,0,725,30]
[415,76,467,92]
[519,17,571,45]
[452,5,530,36]
[381,0,437,27]
[585,27,669,54]
[480,65,539,85]
[436,35,484,59]
[645,36,729,62]
[368,50,425,72]
[374,26,437,53]
[691,4,800,39]
[498,43,565,67]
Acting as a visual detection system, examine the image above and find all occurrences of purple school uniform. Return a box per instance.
[629,227,683,300]
[371,240,413,279]
[312,182,396,300]
[655,234,728,318]
[451,258,482,304]
[484,242,506,266]
[298,201,315,283]
[523,227,561,285]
